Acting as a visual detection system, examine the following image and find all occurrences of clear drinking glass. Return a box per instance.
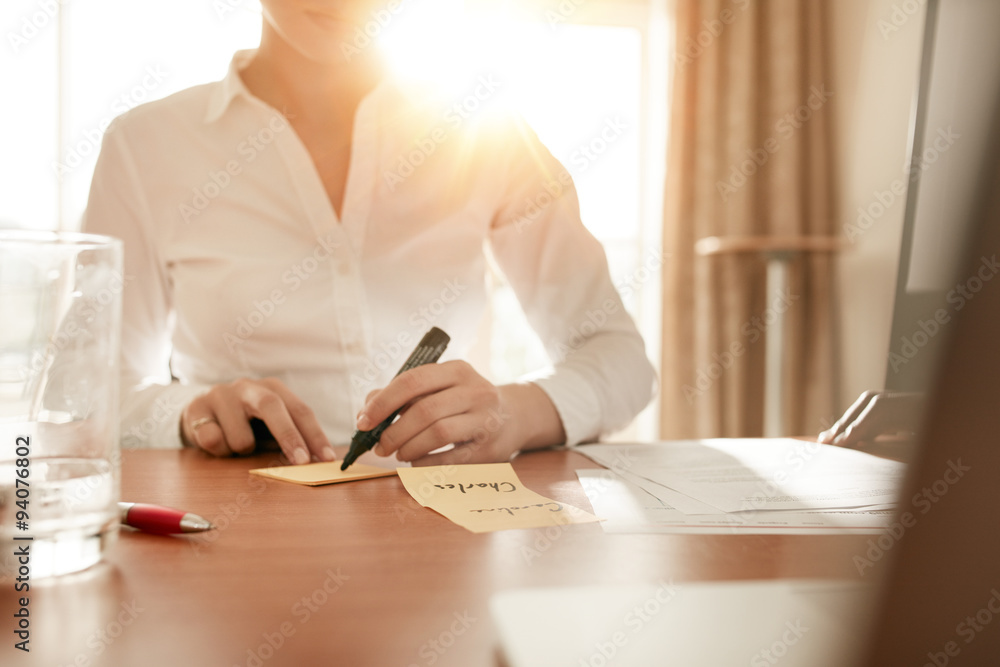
[0,230,123,578]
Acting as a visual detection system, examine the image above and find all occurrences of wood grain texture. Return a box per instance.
[1,447,876,667]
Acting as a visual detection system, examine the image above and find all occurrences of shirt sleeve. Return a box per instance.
[82,121,210,449]
[487,117,657,446]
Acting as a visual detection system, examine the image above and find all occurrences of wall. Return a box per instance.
[829,0,927,413]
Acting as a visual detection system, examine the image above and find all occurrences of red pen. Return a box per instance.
[118,502,215,534]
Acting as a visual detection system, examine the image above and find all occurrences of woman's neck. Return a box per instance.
[240,22,383,125]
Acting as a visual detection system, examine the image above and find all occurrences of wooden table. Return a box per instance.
[2,447,875,667]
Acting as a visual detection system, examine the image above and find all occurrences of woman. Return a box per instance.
[84,0,655,467]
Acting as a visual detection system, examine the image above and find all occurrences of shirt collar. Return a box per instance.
[203,49,398,125]
[203,50,257,124]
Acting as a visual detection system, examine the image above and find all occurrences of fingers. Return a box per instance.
[362,361,509,463]
[374,387,463,455]
[356,363,458,431]
[183,411,231,457]
[181,398,246,457]
[269,382,337,463]
[818,390,878,444]
[832,398,881,448]
[210,392,258,455]
[376,393,485,462]
[181,378,333,464]
[389,412,480,463]
[359,388,382,425]
[823,391,925,448]
[248,384,315,465]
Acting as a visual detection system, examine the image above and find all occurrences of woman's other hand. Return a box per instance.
[181,377,334,464]
[818,391,925,448]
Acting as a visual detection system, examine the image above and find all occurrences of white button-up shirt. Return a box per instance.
[83,51,655,451]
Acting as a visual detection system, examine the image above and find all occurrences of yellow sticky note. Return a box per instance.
[396,462,601,533]
[249,461,397,486]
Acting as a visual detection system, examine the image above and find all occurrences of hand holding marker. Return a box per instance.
[341,327,451,470]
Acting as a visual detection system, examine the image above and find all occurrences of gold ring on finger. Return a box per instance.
[190,417,218,431]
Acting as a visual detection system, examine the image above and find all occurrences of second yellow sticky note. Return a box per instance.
[396,462,601,533]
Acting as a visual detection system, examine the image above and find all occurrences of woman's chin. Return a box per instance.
[304,10,353,33]
[292,26,383,66]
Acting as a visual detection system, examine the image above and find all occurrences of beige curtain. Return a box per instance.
[660,0,837,438]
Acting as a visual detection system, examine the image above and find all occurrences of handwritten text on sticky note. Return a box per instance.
[397,462,600,533]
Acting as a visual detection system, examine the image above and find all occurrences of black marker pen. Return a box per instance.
[341,327,451,470]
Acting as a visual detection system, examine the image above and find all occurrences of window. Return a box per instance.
[1,0,261,231]
[453,2,670,439]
